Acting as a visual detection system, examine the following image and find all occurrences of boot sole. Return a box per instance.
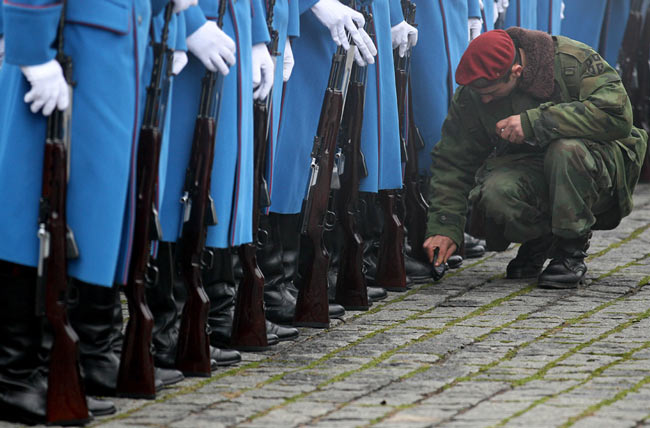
[538,279,585,289]
[292,321,329,328]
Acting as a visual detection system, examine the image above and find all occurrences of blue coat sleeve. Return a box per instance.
[299,0,318,15]
[251,0,271,45]
[0,4,4,35]
[388,0,404,27]
[183,4,207,36]
[151,0,170,16]
[175,10,187,51]
[467,0,481,18]
[3,0,62,65]
[288,0,300,37]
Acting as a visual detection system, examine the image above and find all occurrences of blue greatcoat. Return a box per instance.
[504,0,538,29]
[263,0,300,212]
[481,0,495,33]
[0,0,155,287]
[536,0,562,34]
[410,0,477,175]
[600,0,631,66]
[561,0,607,50]
[159,1,269,248]
[269,0,404,214]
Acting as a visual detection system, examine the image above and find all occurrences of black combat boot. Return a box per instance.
[506,234,555,279]
[69,280,181,395]
[403,238,434,284]
[275,213,346,320]
[463,233,486,258]
[204,248,283,348]
[154,243,241,368]
[0,262,49,425]
[538,235,590,289]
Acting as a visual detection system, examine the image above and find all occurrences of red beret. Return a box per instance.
[455,30,515,86]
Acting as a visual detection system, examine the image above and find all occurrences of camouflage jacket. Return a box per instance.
[425,32,648,247]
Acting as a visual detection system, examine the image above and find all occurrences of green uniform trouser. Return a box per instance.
[468,139,616,249]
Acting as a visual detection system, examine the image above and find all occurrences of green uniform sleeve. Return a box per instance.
[523,46,633,147]
[425,87,493,247]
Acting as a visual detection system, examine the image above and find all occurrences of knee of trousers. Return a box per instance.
[476,177,528,222]
[543,138,592,175]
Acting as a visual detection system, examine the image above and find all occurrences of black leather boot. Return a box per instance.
[275,213,345,321]
[0,262,49,425]
[204,249,280,348]
[538,235,590,289]
[464,233,486,258]
[167,246,241,367]
[68,281,124,397]
[506,234,555,279]
[403,239,433,284]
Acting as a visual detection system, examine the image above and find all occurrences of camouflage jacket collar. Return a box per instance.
[506,27,556,100]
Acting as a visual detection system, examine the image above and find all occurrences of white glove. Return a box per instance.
[283,39,294,82]
[171,0,198,13]
[172,51,188,75]
[479,0,484,9]
[311,0,376,65]
[496,0,509,14]
[186,21,236,75]
[21,59,69,116]
[493,0,499,23]
[0,37,4,68]
[391,20,418,58]
[252,43,274,100]
[468,17,482,41]
[561,1,565,19]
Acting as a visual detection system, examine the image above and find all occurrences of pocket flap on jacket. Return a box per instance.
[66,0,131,35]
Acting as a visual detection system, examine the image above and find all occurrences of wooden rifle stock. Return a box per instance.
[37,4,89,422]
[334,57,370,311]
[295,44,352,327]
[175,0,227,377]
[375,190,407,292]
[231,96,271,350]
[230,0,279,351]
[403,79,429,263]
[117,4,174,398]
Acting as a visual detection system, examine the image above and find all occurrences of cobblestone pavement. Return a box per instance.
[4,184,650,428]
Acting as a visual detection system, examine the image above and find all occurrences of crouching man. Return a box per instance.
[423,28,647,288]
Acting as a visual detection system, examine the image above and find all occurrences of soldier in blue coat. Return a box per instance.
[536,0,562,34]
[410,0,480,175]
[0,0,198,423]
[503,0,538,29]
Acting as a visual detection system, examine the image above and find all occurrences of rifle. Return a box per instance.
[175,0,227,377]
[295,39,355,328]
[36,1,89,423]
[396,0,429,264]
[116,4,174,398]
[230,0,279,351]
[334,6,371,311]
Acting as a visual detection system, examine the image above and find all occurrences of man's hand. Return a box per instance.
[186,21,236,75]
[283,39,294,82]
[496,115,524,143]
[311,0,377,65]
[423,235,457,267]
[252,43,274,100]
[21,59,69,116]
[468,17,482,41]
[391,20,418,58]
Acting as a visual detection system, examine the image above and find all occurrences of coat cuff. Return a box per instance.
[389,0,404,27]
[3,1,62,65]
[299,0,319,15]
[251,0,270,45]
[425,212,465,248]
[520,112,534,140]
[183,5,207,37]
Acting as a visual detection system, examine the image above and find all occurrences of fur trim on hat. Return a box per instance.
[506,27,556,99]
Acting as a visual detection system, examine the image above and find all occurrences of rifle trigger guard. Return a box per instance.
[324,210,337,231]
[145,263,159,288]
[201,249,214,270]
[257,229,269,248]
[205,323,212,335]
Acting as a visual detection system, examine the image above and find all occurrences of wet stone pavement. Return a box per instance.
[5,183,650,428]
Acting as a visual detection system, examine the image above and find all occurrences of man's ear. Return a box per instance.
[511,64,523,78]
